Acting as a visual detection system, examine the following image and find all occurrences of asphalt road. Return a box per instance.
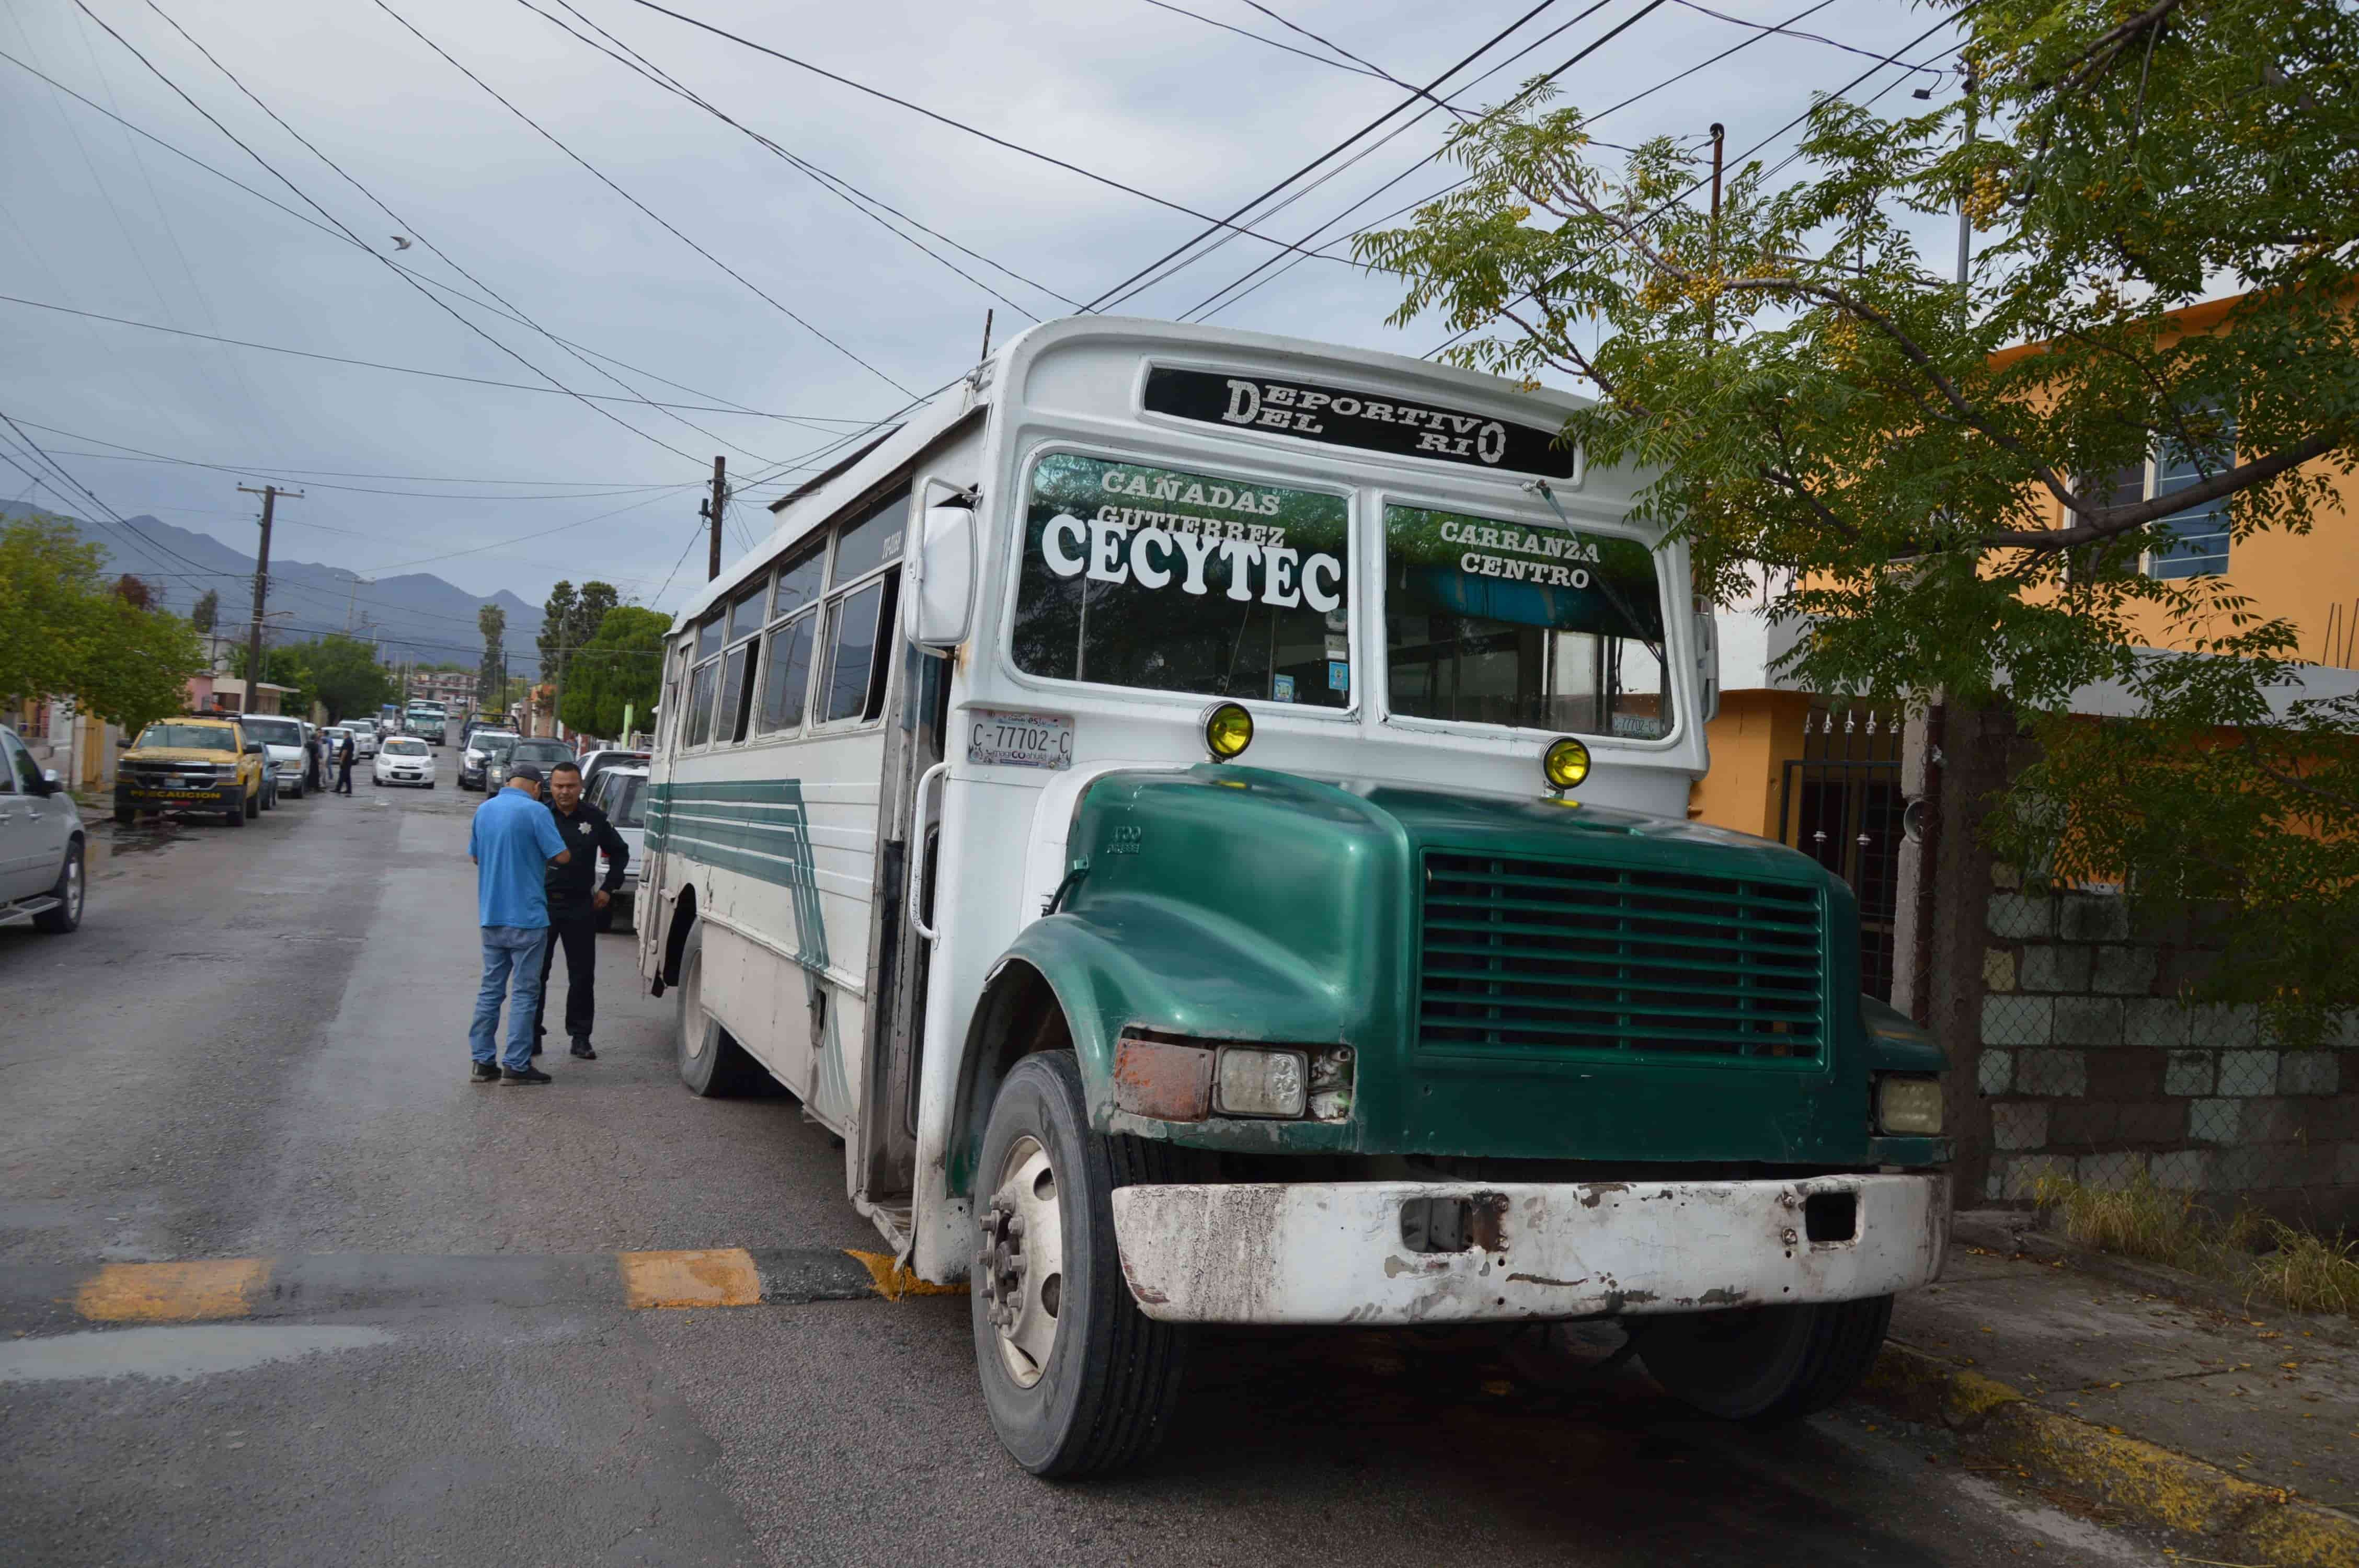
[3,753,2163,1567]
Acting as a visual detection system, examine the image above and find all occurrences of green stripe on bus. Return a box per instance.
[646,779,830,972]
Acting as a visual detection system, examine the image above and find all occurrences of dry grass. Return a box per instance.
[2031,1171,2359,1318]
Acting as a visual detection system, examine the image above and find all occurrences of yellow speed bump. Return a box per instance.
[846,1250,966,1301]
[77,1259,271,1322]
[618,1248,762,1309]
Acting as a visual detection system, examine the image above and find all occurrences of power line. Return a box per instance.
[0,293,878,421]
[1184,0,1828,324]
[520,0,1080,319]
[1136,0,1388,79]
[1421,7,1972,359]
[5,424,705,486]
[66,1,710,468]
[1663,0,1954,80]
[1079,0,1573,313]
[1236,1,1461,116]
[1,41,876,436]
[364,0,918,399]
[618,0,1398,275]
[132,0,794,472]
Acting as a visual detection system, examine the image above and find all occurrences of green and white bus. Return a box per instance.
[635,317,1950,1477]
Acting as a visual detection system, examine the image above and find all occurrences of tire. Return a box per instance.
[972,1049,1188,1479]
[224,798,245,828]
[32,838,83,933]
[113,806,134,826]
[244,788,259,820]
[672,921,764,1096]
[1637,1295,1894,1423]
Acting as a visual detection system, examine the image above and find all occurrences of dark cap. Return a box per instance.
[507,762,545,784]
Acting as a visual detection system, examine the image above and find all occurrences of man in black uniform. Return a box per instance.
[533,759,628,1059]
[334,731,356,795]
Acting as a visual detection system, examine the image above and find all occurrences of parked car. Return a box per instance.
[233,713,311,800]
[116,716,264,827]
[586,764,646,932]
[372,735,435,788]
[0,723,85,934]
[493,737,575,791]
[349,722,380,759]
[577,747,650,795]
[459,730,517,791]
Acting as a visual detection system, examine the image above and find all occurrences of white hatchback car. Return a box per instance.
[372,735,435,788]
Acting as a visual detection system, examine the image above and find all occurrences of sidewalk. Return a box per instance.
[1862,1212,2359,1564]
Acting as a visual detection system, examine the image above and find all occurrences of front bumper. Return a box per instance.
[378,770,430,786]
[117,779,241,808]
[1108,1173,1947,1325]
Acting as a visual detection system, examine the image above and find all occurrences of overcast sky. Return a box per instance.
[1,0,1964,624]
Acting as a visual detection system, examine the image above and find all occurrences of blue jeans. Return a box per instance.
[472,925,551,1070]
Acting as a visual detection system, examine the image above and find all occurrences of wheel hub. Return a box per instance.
[978,1135,1063,1388]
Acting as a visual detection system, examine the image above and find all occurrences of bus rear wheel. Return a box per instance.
[1636,1294,1893,1423]
[972,1049,1187,1479]
[671,921,763,1097]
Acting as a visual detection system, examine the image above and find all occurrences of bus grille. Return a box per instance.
[1417,851,1826,1061]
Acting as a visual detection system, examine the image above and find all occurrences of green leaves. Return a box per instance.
[1359,0,2359,1017]
[1,513,204,733]
[558,604,669,738]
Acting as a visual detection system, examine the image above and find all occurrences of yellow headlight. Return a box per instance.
[1203,701,1254,762]
[1542,736,1591,791]
[1876,1075,1944,1136]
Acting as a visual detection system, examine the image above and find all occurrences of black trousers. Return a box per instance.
[335,759,353,794]
[534,907,599,1043]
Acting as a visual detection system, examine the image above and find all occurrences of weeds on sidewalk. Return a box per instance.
[2033,1171,2359,1318]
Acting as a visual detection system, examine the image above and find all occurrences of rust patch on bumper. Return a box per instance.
[1112,1036,1213,1122]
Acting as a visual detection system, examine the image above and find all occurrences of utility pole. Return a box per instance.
[236,485,301,714]
[1705,122,1725,357]
[700,456,727,582]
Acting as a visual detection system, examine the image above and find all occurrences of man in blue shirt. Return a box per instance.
[467,763,572,1083]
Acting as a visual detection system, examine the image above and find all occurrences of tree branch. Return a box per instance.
[2042,1,2184,99]
[1981,431,2342,549]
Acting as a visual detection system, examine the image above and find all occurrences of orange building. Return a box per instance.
[1688,293,2359,1000]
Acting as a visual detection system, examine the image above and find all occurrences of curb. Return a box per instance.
[1951,1210,2359,1350]
[1863,1341,2359,1566]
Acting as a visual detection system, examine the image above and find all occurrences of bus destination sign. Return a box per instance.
[1142,365,1576,479]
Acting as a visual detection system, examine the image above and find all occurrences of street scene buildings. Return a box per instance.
[5,4,2357,1566]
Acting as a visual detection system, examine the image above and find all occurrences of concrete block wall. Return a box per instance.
[1975,877,2359,1226]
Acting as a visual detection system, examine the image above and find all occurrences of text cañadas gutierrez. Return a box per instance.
[1039,470,1343,612]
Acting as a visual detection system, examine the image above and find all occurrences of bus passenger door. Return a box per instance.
[854,594,955,1215]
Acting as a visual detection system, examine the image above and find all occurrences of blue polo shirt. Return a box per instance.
[470,787,569,929]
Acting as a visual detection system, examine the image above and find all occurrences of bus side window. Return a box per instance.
[684,658,719,748]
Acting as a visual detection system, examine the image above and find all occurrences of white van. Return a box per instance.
[634,318,1950,1477]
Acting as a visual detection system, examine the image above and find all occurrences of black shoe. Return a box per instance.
[471,1062,500,1083]
[569,1039,597,1060]
[501,1066,552,1085]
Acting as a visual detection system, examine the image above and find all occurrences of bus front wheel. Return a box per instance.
[671,921,763,1097]
[972,1049,1187,1479]
[1636,1294,1893,1423]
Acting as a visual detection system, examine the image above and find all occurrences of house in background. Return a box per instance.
[1687,292,2359,1004]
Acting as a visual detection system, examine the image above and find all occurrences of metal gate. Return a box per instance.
[1778,708,1904,1002]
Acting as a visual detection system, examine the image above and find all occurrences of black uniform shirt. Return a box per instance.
[543,797,629,909]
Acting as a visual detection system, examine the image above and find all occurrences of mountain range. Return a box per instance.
[5,503,543,677]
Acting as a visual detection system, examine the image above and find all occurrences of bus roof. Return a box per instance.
[674,316,1594,630]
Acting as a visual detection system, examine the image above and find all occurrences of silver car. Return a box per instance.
[0,724,85,934]
[235,713,312,800]
[587,765,646,932]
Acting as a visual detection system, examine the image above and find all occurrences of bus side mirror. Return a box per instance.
[1694,599,1721,724]
[906,502,976,649]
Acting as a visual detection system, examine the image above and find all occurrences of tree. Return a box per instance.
[477,602,505,717]
[0,513,204,732]
[191,589,219,635]
[1359,0,2358,1028]
[540,580,619,734]
[537,581,576,680]
[228,635,392,721]
[559,605,671,737]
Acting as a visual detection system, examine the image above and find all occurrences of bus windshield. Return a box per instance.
[1011,452,1350,709]
[1383,502,1674,740]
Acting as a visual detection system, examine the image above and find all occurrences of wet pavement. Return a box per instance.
[5,757,2170,1566]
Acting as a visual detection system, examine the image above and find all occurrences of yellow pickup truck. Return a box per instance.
[115,716,265,827]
